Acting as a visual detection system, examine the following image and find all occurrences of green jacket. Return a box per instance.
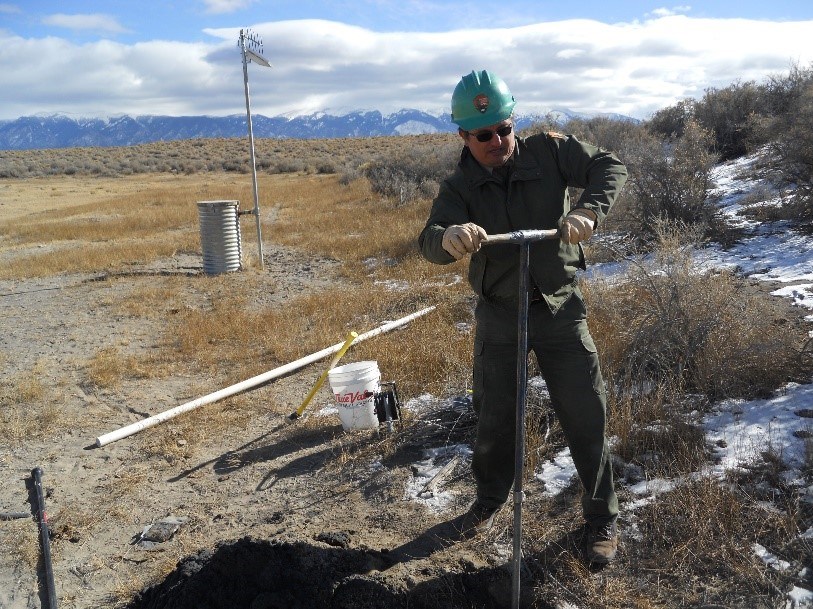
[418,132,628,313]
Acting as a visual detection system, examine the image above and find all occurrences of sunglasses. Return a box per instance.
[469,124,513,142]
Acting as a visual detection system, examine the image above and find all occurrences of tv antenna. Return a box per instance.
[238,28,271,269]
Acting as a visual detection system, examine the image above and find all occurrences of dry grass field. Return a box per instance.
[1,136,811,609]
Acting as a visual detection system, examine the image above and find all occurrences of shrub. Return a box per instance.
[647,98,696,139]
[622,120,719,243]
[586,222,799,403]
[692,80,768,160]
[360,141,459,205]
[762,61,813,117]
[759,65,813,227]
[271,158,306,173]
[555,115,641,157]
[645,75,813,163]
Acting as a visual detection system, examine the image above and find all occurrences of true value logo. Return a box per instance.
[335,390,374,405]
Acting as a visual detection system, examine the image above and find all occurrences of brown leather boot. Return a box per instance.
[586,521,618,564]
[455,501,501,539]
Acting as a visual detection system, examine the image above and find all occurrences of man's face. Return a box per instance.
[460,119,515,168]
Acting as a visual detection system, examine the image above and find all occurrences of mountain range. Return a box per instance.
[0,108,631,150]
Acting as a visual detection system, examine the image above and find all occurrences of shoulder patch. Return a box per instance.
[546,131,565,139]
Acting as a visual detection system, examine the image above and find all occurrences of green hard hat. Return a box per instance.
[451,70,516,131]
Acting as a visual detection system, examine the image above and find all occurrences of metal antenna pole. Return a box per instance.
[238,29,269,270]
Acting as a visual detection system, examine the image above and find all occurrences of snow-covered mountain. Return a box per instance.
[0,108,630,150]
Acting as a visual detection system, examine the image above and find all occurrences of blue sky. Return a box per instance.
[1,1,812,121]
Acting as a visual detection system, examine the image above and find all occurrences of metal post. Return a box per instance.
[239,29,265,270]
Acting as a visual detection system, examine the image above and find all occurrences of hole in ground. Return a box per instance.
[125,535,543,609]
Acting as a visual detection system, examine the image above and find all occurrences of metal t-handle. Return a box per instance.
[482,228,560,245]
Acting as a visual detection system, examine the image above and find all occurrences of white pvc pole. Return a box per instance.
[95,306,436,447]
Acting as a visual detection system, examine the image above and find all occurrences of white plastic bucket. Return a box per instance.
[327,361,381,430]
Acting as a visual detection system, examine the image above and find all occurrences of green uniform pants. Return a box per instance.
[472,290,618,526]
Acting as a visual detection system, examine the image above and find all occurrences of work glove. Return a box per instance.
[561,209,597,245]
[442,223,487,260]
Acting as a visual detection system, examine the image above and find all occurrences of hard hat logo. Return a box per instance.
[474,94,490,113]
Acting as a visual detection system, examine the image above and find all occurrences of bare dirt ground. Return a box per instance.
[0,176,541,609]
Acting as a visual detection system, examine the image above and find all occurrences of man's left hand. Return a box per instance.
[561,210,597,244]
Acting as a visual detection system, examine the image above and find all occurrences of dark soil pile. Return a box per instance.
[125,536,532,609]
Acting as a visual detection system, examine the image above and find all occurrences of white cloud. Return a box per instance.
[42,13,128,34]
[0,3,21,14]
[202,0,256,15]
[649,5,692,18]
[2,14,813,121]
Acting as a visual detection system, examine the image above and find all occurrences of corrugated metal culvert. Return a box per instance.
[197,200,242,275]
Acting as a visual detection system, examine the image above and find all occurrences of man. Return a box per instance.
[418,70,627,564]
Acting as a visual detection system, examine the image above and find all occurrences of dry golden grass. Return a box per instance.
[164,275,471,400]
[0,519,39,571]
[136,393,257,466]
[634,477,792,605]
[0,363,62,444]
[0,174,234,279]
[113,281,188,319]
[107,553,183,609]
[266,173,430,263]
[0,164,473,454]
[1,366,46,403]
[15,401,62,441]
[50,504,107,548]
[84,347,158,389]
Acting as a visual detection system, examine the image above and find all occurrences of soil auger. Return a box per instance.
[483,228,560,609]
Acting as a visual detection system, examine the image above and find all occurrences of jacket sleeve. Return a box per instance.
[555,135,628,227]
[418,177,469,265]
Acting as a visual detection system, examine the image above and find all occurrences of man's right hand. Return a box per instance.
[442,223,487,260]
